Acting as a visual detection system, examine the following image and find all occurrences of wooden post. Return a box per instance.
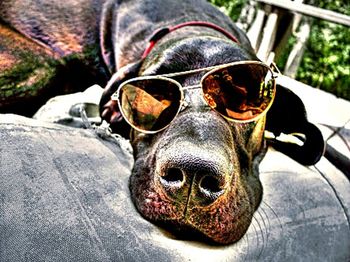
[273,0,304,62]
[247,9,266,51]
[284,22,311,77]
[257,11,279,62]
[237,0,258,32]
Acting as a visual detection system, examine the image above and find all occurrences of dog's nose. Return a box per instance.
[158,149,229,206]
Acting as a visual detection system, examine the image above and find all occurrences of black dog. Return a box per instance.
[0,0,324,244]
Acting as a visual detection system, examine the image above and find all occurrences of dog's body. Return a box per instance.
[0,0,109,115]
[0,0,324,244]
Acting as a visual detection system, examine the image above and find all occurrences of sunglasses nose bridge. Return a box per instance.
[181,86,210,112]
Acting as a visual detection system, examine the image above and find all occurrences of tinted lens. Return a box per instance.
[118,78,182,132]
[202,63,275,121]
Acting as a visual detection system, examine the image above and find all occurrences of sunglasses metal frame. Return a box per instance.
[111,60,279,134]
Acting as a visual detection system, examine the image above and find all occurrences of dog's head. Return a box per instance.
[99,30,324,244]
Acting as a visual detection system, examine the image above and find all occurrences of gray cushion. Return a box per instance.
[1,114,349,261]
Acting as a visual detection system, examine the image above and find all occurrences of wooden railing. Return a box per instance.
[244,0,350,76]
[257,0,350,26]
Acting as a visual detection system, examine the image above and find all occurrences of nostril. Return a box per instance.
[199,175,224,197]
[160,168,184,187]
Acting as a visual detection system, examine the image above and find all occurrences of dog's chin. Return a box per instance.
[130,165,257,245]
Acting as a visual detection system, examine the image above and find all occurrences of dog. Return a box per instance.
[0,0,324,244]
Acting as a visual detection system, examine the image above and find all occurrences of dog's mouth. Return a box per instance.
[154,209,252,246]
[130,166,256,244]
[130,142,260,245]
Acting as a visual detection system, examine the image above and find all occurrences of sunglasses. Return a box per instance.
[111,61,279,134]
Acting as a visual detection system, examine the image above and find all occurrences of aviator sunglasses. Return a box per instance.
[111,60,279,134]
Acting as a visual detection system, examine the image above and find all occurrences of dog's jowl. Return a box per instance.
[0,0,324,244]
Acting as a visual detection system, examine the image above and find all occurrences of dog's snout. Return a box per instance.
[158,149,229,206]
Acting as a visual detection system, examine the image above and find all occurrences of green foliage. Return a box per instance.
[298,19,350,100]
[274,1,350,100]
[209,0,246,21]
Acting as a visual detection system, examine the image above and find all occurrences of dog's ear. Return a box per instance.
[265,85,325,165]
[100,0,118,74]
[99,61,142,138]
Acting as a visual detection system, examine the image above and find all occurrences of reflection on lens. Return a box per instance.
[202,63,275,121]
[118,78,181,132]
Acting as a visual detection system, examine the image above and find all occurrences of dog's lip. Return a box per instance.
[152,195,250,245]
[156,219,219,244]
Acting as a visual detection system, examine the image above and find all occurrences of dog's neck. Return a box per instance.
[141,21,240,60]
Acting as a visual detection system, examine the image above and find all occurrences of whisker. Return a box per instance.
[242,233,250,262]
[252,214,265,259]
[257,208,269,246]
[250,218,261,260]
[261,200,284,251]
[260,204,272,238]
[241,211,262,261]
[262,200,283,233]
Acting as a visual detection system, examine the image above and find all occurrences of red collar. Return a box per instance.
[141,21,240,59]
